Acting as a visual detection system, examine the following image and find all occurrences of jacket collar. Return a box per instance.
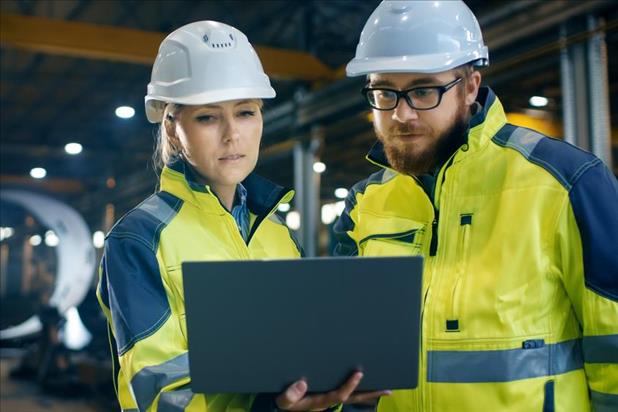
[160,158,294,216]
[366,86,507,169]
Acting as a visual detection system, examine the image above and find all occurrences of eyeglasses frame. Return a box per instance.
[362,77,463,111]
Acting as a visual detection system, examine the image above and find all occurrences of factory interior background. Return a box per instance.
[0,0,616,410]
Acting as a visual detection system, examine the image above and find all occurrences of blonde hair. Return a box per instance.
[153,103,183,170]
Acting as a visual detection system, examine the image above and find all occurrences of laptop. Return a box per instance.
[182,256,423,394]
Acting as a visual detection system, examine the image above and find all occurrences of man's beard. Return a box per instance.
[375,106,469,176]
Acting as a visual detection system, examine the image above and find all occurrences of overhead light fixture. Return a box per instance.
[65,142,83,155]
[29,234,42,246]
[93,231,105,249]
[334,188,349,199]
[321,203,338,225]
[0,227,14,241]
[277,203,291,213]
[45,230,59,247]
[115,106,135,119]
[313,162,326,174]
[529,96,548,107]
[30,167,46,179]
[286,211,301,230]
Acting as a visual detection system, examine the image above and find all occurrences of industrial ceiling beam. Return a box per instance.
[0,175,85,193]
[0,13,335,81]
[483,0,612,50]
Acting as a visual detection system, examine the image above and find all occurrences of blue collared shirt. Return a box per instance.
[231,183,250,242]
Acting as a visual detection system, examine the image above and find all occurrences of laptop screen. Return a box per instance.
[182,256,422,394]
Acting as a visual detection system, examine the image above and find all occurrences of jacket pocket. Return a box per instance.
[359,227,425,256]
[446,213,473,332]
[165,265,188,340]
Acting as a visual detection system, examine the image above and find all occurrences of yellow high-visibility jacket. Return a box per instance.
[334,87,618,411]
[97,159,301,411]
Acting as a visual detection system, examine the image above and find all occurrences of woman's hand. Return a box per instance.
[275,372,391,411]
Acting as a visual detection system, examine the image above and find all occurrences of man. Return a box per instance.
[334,1,618,411]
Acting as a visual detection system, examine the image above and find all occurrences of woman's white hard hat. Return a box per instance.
[346,0,489,77]
[145,20,275,123]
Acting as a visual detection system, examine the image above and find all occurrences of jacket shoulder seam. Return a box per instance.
[117,308,172,355]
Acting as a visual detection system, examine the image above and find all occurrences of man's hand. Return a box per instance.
[275,372,391,411]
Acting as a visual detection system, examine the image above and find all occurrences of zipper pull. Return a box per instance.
[429,213,439,256]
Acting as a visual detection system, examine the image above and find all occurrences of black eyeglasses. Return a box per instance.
[362,77,463,111]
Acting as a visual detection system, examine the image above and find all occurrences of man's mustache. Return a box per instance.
[386,125,428,136]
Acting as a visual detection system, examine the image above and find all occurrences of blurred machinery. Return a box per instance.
[0,190,116,408]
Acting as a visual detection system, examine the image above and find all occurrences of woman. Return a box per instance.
[97,21,381,412]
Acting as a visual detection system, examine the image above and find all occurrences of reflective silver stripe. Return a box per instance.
[139,195,177,225]
[131,352,190,411]
[507,127,544,157]
[590,390,618,412]
[583,334,618,363]
[382,169,398,184]
[122,409,138,412]
[427,339,583,383]
[158,388,195,412]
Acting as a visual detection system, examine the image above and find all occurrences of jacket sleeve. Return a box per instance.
[98,233,197,411]
[556,161,618,410]
[98,233,264,411]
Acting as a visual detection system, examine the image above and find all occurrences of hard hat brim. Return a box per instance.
[145,86,276,123]
[346,49,489,77]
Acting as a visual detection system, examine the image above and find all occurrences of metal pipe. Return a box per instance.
[586,15,612,167]
[560,24,576,145]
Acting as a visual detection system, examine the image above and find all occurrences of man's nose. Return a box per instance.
[392,97,419,123]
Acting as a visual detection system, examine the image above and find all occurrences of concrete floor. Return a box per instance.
[0,357,99,412]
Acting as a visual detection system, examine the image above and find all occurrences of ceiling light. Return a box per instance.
[64,142,83,155]
[0,227,14,241]
[93,231,105,249]
[30,167,46,179]
[286,211,301,231]
[313,162,326,173]
[334,188,349,199]
[115,106,135,119]
[529,96,548,107]
[29,234,42,246]
[321,203,337,225]
[45,230,59,247]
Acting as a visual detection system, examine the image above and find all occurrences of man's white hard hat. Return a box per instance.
[346,0,489,77]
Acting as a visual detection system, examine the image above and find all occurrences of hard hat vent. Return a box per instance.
[203,29,236,50]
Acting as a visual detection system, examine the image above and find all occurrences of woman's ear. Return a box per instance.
[164,117,181,149]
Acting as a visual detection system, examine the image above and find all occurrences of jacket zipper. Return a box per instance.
[446,214,472,332]
[420,151,460,411]
[428,153,456,257]
[429,211,439,256]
